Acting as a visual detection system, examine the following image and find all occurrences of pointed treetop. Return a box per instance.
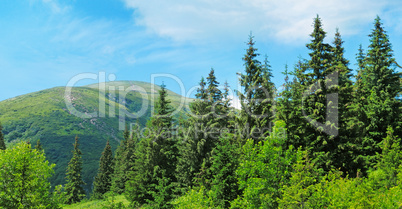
[196,77,207,100]
[206,68,222,103]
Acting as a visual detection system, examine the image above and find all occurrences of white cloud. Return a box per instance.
[123,0,400,44]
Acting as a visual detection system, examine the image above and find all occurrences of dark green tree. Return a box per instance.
[206,68,222,103]
[238,33,275,141]
[195,77,207,100]
[207,134,240,208]
[93,140,114,199]
[126,83,177,208]
[277,60,309,152]
[372,126,402,188]
[0,122,5,150]
[65,136,86,204]
[111,125,137,194]
[354,16,401,172]
[302,15,337,171]
[330,28,356,174]
[176,69,230,194]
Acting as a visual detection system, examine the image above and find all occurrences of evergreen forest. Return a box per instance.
[0,15,401,208]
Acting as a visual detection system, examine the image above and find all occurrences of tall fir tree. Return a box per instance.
[111,125,137,194]
[277,60,309,153]
[302,15,337,171]
[330,28,356,175]
[353,16,402,173]
[206,68,222,103]
[175,69,231,194]
[93,140,114,199]
[175,77,210,194]
[207,134,240,208]
[0,122,5,150]
[238,33,275,141]
[65,136,86,204]
[126,83,177,207]
[352,44,366,132]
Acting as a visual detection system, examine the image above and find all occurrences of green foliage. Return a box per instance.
[35,138,43,151]
[101,192,127,209]
[301,15,339,172]
[0,122,5,150]
[0,142,57,208]
[1,14,402,209]
[207,134,240,208]
[126,84,178,208]
[125,138,154,206]
[111,127,137,194]
[53,185,67,206]
[65,136,86,204]
[353,16,402,173]
[63,194,129,209]
[0,123,6,150]
[171,187,214,209]
[176,69,230,194]
[93,140,114,199]
[277,61,308,151]
[232,121,296,208]
[279,149,323,208]
[238,33,275,141]
[277,127,402,208]
[370,126,402,188]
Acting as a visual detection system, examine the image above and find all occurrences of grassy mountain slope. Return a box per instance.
[0,81,191,193]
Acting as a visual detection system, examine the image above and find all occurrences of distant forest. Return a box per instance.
[0,15,401,208]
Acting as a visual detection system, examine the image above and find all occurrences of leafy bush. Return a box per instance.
[0,142,58,208]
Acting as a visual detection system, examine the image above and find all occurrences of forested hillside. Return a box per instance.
[0,15,401,208]
[0,81,191,193]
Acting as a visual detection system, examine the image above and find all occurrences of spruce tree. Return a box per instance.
[111,126,137,194]
[374,126,402,188]
[208,134,240,208]
[195,77,207,100]
[354,16,401,172]
[65,136,86,204]
[238,33,275,141]
[93,140,114,199]
[0,123,5,150]
[330,28,355,174]
[352,44,366,132]
[302,15,337,171]
[206,68,222,103]
[126,83,177,207]
[277,61,308,151]
[176,69,230,194]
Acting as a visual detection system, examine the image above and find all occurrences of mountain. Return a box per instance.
[0,81,192,193]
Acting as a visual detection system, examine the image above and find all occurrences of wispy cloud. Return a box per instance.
[123,0,400,44]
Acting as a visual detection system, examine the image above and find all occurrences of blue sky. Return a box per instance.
[1,0,401,102]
